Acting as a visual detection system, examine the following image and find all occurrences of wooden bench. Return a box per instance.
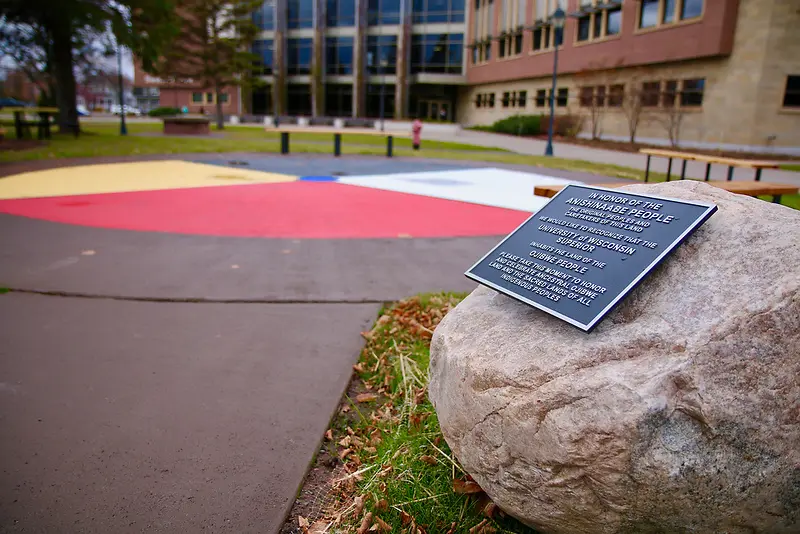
[533,181,798,204]
[4,106,58,140]
[640,148,780,182]
[270,126,411,158]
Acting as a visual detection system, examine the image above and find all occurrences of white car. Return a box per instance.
[110,104,142,116]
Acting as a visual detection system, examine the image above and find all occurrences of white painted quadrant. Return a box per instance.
[338,168,579,212]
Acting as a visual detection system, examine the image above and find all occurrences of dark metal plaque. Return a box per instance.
[466,185,717,332]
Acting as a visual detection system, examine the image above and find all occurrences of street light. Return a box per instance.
[379,53,389,131]
[544,6,565,157]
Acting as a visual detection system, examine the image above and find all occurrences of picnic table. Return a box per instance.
[640,148,780,182]
[2,106,59,140]
[533,181,798,204]
[271,126,411,158]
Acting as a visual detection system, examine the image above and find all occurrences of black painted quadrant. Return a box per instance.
[466,185,717,332]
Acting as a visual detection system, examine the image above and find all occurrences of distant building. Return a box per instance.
[78,73,135,112]
[132,62,242,115]
[461,0,800,153]
[0,69,45,104]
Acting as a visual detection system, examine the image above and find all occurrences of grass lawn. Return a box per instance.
[780,164,800,172]
[297,293,535,533]
[0,122,662,182]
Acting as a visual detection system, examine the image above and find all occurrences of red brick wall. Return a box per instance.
[467,0,740,84]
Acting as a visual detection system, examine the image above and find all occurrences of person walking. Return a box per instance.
[412,118,423,150]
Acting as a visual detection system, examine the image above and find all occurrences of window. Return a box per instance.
[518,90,527,107]
[327,0,356,26]
[514,33,522,54]
[608,84,623,107]
[641,81,661,106]
[488,93,495,107]
[639,0,703,29]
[367,35,398,74]
[498,39,506,58]
[192,92,202,103]
[411,34,464,74]
[219,93,229,104]
[205,92,214,103]
[596,85,606,106]
[663,80,678,106]
[326,37,354,75]
[681,78,704,106]
[288,0,313,28]
[368,0,401,24]
[475,94,482,107]
[579,86,593,107]
[325,84,353,117]
[502,92,510,107]
[252,3,275,30]
[252,40,274,75]
[287,38,313,75]
[681,0,703,20]
[783,76,800,108]
[576,1,622,42]
[639,0,659,28]
[287,84,312,116]
[532,25,552,51]
[412,0,465,23]
[535,89,547,107]
[556,88,568,107]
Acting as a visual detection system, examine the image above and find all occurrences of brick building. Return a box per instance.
[460,0,800,153]
[132,62,243,116]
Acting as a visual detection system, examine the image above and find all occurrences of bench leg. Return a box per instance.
[280,132,289,155]
[386,135,393,158]
[680,159,687,180]
[644,155,651,182]
[727,166,734,181]
[755,168,762,182]
[665,158,672,182]
[334,133,341,157]
[14,112,22,139]
[704,163,711,181]
[773,195,782,204]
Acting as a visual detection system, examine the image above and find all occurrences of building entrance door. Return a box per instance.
[419,100,450,121]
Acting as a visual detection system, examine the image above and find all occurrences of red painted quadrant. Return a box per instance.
[0,181,530,238]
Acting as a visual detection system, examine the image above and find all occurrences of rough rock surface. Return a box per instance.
[429,181,800,534]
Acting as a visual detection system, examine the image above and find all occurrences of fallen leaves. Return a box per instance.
[355,393,377,403]
[453,478,484,494]
[419,455,437,466]
[356,512,373,534]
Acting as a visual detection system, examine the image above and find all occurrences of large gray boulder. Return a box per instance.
[429,181,800,533]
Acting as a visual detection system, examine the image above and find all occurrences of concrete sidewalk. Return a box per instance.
[423,129,800,186]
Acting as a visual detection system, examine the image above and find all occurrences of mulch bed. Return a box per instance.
[0,139,47,152]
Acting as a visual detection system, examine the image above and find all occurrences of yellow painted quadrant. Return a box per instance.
[0,161,297,200]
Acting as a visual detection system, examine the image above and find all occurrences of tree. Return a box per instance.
[655,92,686,148]
[620,79,646,145]
[0,1,178,133]
[155,0,263,130]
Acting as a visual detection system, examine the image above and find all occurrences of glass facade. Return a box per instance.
[411,34,463,74]
[325,84,353,116]
[366,35,398,74]
[412,0,465,23]
[252,40,274,75]
[252,1,275,30]
[287,85,312,115]
[326,37,354,75]
[326,0,356,26]
[287,38,313,75]
[288,0,314,28]
[368,0,401,25]
[366,84,395,118]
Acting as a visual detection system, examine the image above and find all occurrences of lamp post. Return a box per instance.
[544,6,565,157]
[117,40,128,136]
[379,53,388,131]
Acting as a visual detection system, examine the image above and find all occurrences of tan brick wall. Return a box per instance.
[458,0,800,152]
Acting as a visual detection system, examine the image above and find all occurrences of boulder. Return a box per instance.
[429,181,800,533]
